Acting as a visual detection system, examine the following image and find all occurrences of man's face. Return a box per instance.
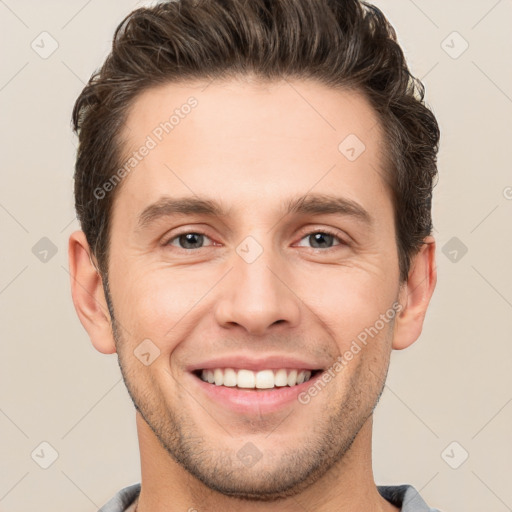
[106,78,401,499]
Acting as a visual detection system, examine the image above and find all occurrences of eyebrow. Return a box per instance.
[136,193,373,230]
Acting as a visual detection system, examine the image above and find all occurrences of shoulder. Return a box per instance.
[98,482,444,512]
[378,484,443,511]
[98,483,141,512]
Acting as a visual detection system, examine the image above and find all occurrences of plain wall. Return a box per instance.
[0,1,511,511]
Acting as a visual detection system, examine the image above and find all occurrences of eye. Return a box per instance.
[295,230,347,250]
[165,232,215,250]
[163,229,348,252]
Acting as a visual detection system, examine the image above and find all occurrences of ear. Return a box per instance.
[392,235,437,350]
[68,230,116,354]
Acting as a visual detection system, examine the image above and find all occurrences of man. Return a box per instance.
[68,0,441,510]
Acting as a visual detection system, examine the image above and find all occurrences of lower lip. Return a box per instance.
[189,371,324,415]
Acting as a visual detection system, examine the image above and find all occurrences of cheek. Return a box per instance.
[113,267,212,344]
[296,265,398,349]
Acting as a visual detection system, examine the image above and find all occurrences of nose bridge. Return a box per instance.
[214,233,301,334]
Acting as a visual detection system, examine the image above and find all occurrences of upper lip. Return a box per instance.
[187,354,326,373]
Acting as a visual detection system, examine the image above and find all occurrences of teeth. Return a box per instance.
[255,369,274,389]
[287,369,298,386]
[199,368,314,388]
[214,368,224,386]
[223,368,237,387]
[238,369,255,388]
[274,369,288,387]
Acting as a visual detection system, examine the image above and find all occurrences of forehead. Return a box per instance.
[113,78,391,225]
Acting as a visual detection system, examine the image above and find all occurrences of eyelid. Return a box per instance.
[294,226,350,248]
[162,229,217,248]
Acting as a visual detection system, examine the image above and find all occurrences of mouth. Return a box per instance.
[188,366,325,415]
[186,354,328,414]
[191,368,324,391]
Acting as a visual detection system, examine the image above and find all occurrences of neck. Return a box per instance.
[134,413,398,512]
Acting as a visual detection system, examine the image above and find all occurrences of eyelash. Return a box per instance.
[163,228,348,252]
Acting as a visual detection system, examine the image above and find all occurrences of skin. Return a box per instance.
[69,77,436,512]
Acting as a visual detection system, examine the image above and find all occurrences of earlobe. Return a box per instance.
[68,230,117,354]
[392,236,437,350]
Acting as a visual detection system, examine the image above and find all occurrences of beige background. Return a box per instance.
[1,1,511,511]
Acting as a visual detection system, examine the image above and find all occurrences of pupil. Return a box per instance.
[310,233,333,249]
[180,233,203,249]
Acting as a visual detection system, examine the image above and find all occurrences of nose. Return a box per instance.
[214,244,301,336]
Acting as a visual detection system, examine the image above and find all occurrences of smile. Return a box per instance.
[195,368,322,389]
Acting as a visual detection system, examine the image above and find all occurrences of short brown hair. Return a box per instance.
[72,0,440,283]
